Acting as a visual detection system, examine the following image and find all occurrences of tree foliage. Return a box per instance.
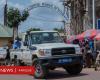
[53,27,64,33]
[7,7,29,28]
[7,7,29,39]
[28,28,42,31]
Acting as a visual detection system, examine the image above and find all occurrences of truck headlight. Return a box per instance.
[44,49,51,54]
[39,49,45,56]
[75,47,82,54]
[39,49,51,56]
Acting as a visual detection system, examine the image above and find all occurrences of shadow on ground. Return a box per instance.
[45,69,88,80]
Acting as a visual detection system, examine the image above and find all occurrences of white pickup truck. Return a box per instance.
[10,31,83,79]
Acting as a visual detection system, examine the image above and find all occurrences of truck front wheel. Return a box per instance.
[64,64,83,75]
[32,58,48,79]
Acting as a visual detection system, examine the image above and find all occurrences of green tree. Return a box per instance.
[28,28,42,31]
[53,27,64,33]
[7,7,29,39]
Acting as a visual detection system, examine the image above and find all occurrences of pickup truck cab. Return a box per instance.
[10,31,83,79]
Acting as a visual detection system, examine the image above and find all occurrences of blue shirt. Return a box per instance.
[13,40,21,49]
[89,40,94,50]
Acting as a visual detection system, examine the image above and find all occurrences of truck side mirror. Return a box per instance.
[24,41,28,46]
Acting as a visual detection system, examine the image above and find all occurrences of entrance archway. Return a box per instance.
[25,2,68,21]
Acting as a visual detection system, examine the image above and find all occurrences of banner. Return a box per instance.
[0,66,35,75]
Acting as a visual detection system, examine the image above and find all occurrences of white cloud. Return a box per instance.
[29,0,65,22]
[0,0,6,25]
[0,0,6,6]
[8,2,25,10]
[13,3,24,10]
[0,0,6,10]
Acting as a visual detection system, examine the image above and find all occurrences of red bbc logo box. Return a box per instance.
[0,66,35,75]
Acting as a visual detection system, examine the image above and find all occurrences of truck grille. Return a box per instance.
[51,47,75,55]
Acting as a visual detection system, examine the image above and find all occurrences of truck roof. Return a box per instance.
[20,30,58,34]
[18,31,58,37]
[30,30,58,33]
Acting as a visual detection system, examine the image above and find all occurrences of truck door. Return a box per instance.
[10,49,22,60]
[22,34,32,63]
[22,49,32,63]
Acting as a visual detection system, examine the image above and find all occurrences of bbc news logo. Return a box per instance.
[0,66,35,74]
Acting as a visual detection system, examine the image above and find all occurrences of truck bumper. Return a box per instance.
[39,54,83,67]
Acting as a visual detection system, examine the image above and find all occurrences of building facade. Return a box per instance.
[64,0,100,35]
[0,24,13,47]
[96,0,100,29]
[84,0,100,30]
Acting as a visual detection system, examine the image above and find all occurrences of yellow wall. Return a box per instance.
[0,37,12,47]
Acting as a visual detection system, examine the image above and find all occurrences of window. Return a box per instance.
[31,32,63,44]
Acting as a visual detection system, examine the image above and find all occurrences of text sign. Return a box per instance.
[27,2,64,15]
[0,66,35,75]
[97,19,100,29]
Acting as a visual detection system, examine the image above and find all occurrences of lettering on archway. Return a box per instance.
[26,2,64,17]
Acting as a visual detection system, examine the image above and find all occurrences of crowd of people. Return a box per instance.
[5,37,22,65]
[72,38,96,68]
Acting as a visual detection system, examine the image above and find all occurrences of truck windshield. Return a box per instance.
[31,32,63,44]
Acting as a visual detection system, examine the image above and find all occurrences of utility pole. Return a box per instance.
[92,0,95,29]
[4,0,7,26]
[92,0,96,54]
[63,0,66,36]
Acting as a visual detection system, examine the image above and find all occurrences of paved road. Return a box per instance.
[0,68,100,80]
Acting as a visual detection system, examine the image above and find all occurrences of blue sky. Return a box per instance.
[0,0,69,32]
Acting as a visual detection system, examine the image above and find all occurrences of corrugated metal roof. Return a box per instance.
[0,24,13,37]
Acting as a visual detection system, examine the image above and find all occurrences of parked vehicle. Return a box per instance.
[0,47,7,65]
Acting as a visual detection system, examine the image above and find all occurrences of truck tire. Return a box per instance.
[64,64,83,75]
[32,58,48,79]
[49,67,56,70]
[10,55,21,66]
